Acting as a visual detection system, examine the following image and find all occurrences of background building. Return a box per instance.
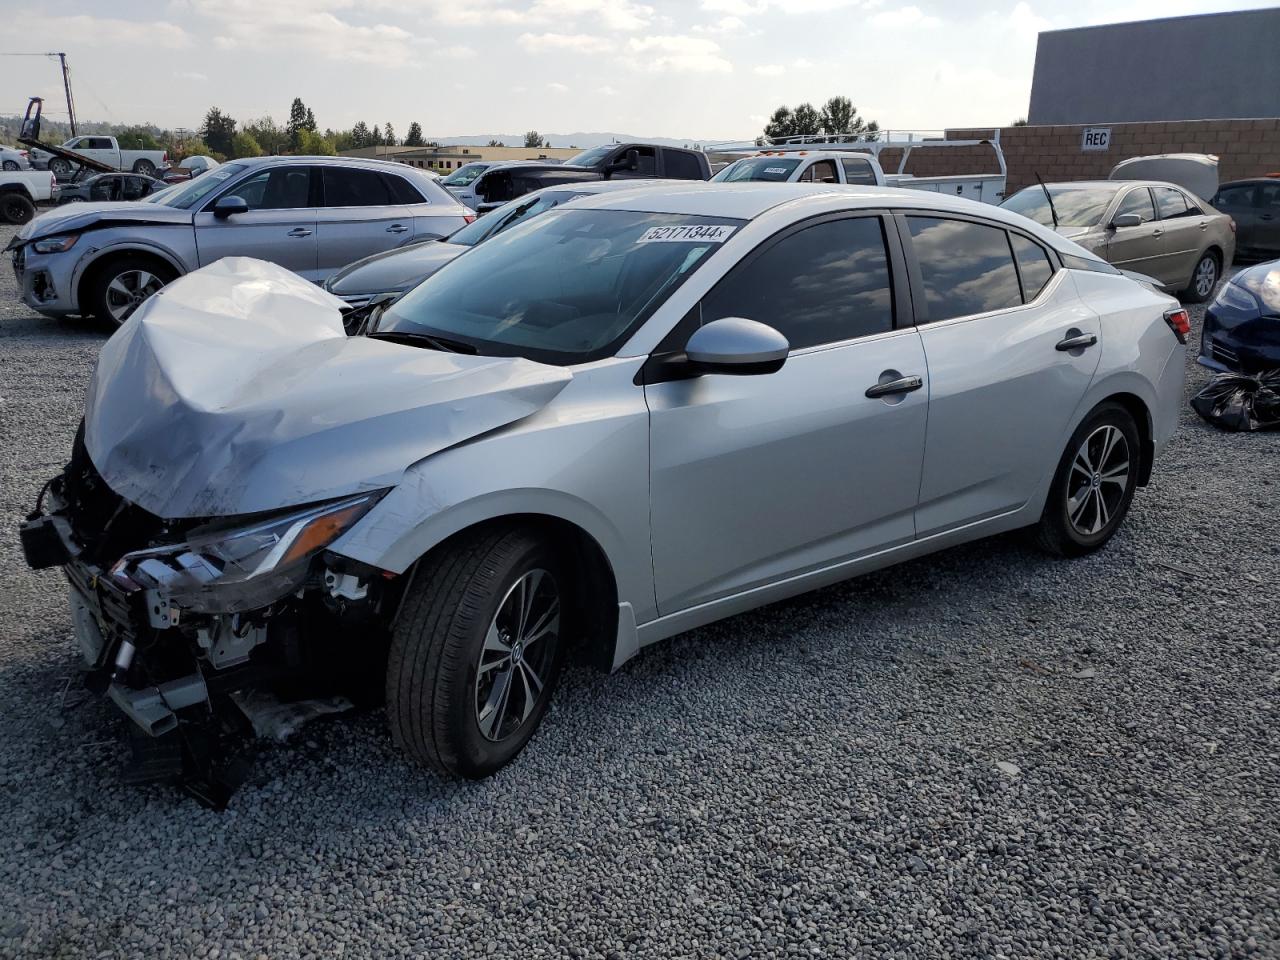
[341,144,580,172]
[1028,9,1280,125]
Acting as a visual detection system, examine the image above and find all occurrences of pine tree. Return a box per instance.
[405,122,424,147]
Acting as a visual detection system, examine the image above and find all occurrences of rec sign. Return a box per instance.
[1082,127,1112,152]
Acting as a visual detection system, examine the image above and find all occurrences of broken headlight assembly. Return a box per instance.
[30,234,79,254]
[109,492,384,614]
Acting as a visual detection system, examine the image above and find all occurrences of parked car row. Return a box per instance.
[20,180,1191,791]
[26,134,168,177]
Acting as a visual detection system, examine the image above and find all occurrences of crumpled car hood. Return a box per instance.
[325,239,466,298]
[84,258,572,519]
[18,200,192,241]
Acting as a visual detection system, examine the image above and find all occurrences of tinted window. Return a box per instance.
[907,217,1021,322]
[703,216,894,350]
[799,160,838,183]
[88,138,113,150]
[663,149,703,180]
[384,174,425,204]
[1259,183,1280,210]
[323,167,393,207]
[1011,234,1054,301]
[625,148,657,177]
[1154,186,1192,220]
[1115,188,1156,223]
[841,157,879,185]
[231,167,314,210]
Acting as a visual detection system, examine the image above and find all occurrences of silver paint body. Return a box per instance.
[80,184,1185,669]
[11,156,470,318]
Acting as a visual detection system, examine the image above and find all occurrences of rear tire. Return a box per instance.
[48,157,71,178]
[0,192,35,225]
[1182,250,1219,304]
[85,255,176,326]
[1,160,19,171]
[386,527,568,779]
[1034,402,1141,557]
[133,159,156,176]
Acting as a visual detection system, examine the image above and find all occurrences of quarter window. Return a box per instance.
[703,216,894,350]
[1154,186,1192,220]
[384,174,425,204]
[1115,188,1156,223]
[906,216,1022,322]
[323,167,394,207]
[1011,234,1054,301]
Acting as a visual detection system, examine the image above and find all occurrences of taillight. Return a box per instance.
[463,213,476,224]
[1164,308,1190,344]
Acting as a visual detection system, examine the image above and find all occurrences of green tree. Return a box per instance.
[330,128,355,152]
[351,121,370,148]
[244,115,287,154]
[201,107,237,157]
[790,102,821,137]
[762,106,794,141]
[1012,117,1028,127]
[523,130,543,148]
[297,128,335,156]
[487,139,506,147]
[371,124,382,145]
[117,126,161,150]
[405,122,424,146]
[304,107,316,131]
[231,131,263,158]
[383,122,397,146]
[287,97,310,150]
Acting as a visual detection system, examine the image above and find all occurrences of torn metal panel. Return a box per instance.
[84,258,573,518]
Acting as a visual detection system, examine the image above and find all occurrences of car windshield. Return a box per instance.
[1001,184,1120,228]
[446,191,579,247]
[565,146,612,167]
[712,157,802,182]
[378,209,742,364]
[148,162,246,209]
[441,163,488,186]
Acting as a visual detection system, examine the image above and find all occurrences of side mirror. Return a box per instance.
[610,148,640,172]
[212,195,249,219]
[1111,213,1142,229]
[684,317,789,376]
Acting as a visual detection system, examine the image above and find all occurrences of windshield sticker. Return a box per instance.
[638,224,738,244]
[764,167,789,175]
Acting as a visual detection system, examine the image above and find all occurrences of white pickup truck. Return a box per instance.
[28,136,168,178]
[1,169,57,224]
[712,142,1008,205]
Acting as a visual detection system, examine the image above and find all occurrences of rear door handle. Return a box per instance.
[386,224,409,234]
[1056,333,1098,351]
[865,375,923,399]
[287,227,313,238]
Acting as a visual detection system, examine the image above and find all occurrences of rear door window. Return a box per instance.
[662,149,704,180]
[1011,234,1055,301]
[1212,184,1256,211]
[1115,188,1157,223]
[703,216,894,350]
[906,216,1022,322]
[1154,186,1192,220]
[323,167,395,207]
[799,160,839,183]
[840,157,879,185]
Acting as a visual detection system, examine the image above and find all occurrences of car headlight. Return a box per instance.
[1210,282,1259,326]
[31,235,79,254]
[109,492,383,614]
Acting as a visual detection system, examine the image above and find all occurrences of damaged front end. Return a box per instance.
[21,430,397,808]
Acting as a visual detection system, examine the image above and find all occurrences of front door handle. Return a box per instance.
[1056,333,1098,351]
[865,375,923,399]
[287,227,313,238]
[1151,229,1163,238]
[386,224,409,234]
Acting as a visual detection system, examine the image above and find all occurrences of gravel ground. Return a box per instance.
[0,221,1276,960]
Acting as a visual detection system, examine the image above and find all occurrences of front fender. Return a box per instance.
[72,236,194,305]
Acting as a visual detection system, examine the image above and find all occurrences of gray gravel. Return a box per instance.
[1,221,1277,959]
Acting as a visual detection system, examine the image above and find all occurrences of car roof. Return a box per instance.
[566,182,1091,255]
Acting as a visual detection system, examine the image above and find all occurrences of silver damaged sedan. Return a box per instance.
[22,184,1189,787]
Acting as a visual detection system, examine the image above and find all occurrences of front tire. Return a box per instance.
[386,527,567,779]
[1034,403,1141,557]
[1182,250,1219,304]
[85,255,176,326]
[1,160,19,171]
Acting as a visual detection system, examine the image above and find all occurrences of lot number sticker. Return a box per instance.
[638,224,738,243]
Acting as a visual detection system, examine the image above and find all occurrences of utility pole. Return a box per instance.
[52,52,77,136]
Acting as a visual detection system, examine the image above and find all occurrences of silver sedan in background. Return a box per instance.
[24,184,1188,788]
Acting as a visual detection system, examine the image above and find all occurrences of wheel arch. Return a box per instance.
[74,243,185,315]
[1091,390,1155,486]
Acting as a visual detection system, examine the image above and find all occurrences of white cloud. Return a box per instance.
[694,14,745,33]
[753,64,785,76]
[700,0,863,12]
[11,12,192,48]
[599,85,619,95]
[440,44,476,58]
[518,31,615,53]
[548,81,570,93]
[437,0,652,31]
[627,35,732,73]
[175,70,209,81]
[870,5,941,28]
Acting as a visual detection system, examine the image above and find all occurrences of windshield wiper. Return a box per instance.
[367,330,478,354]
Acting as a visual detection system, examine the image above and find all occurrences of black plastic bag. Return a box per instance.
[1190,371,1280,432]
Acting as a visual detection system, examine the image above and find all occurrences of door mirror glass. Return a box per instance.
[610,148,639,172]
[212,195,249,218]
[684,317,789,375]
[1112,212,1143,229]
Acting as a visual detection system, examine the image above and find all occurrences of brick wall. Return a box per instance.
[933,119,1280,196]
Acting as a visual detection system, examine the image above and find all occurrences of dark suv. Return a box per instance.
[473,142,710,208]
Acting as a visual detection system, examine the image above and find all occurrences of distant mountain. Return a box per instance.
[433,132,711,149]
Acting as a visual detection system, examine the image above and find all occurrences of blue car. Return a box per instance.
[1199,260,1280,373]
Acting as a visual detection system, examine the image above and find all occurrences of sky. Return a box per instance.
[1,0,1275,143]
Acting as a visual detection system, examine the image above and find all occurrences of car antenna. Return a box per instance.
[1036,172,1059,229]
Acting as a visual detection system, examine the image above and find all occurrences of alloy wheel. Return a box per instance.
[104,269,166,324]
[1066,424,1130,536]
[1194,255,1217,299]
[474,568,561,742]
